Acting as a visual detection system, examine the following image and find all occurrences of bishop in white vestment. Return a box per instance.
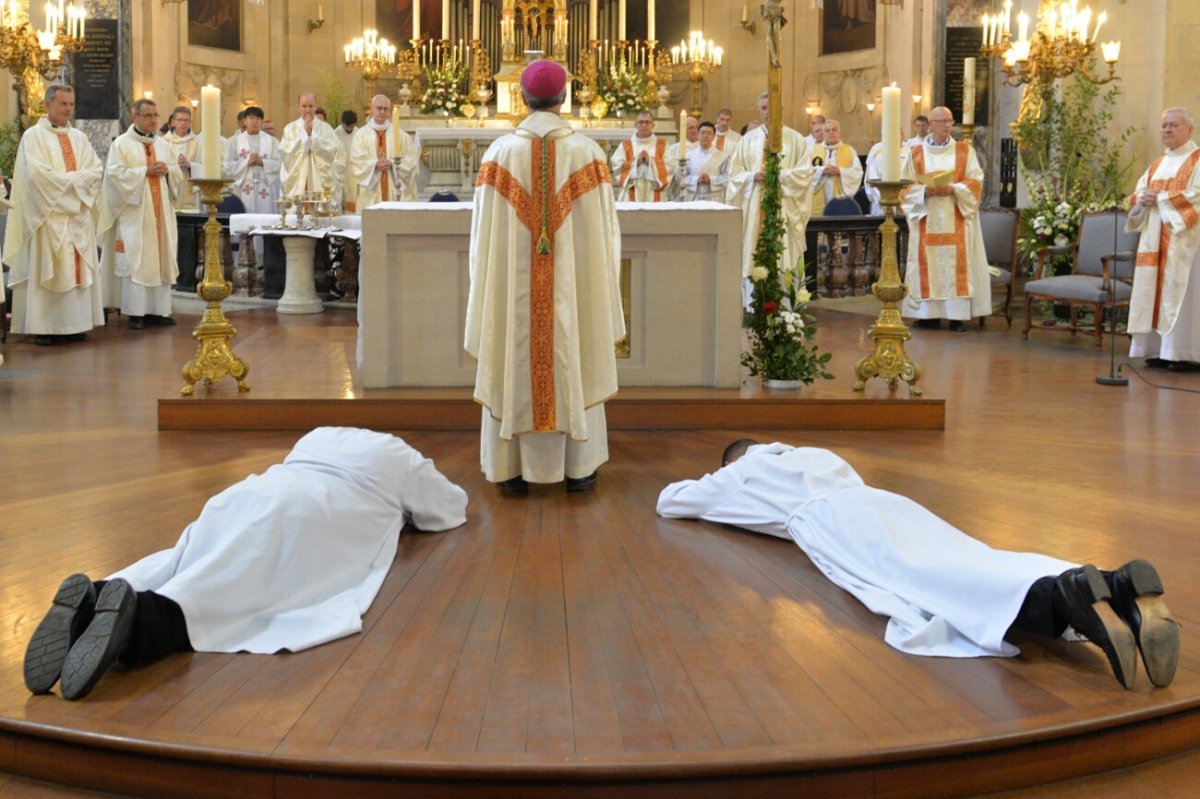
[900,107,991,329]
[23,427,467,699]
[349,95,419,207]
[223,106,282,214]
[727,93,815,307]
[657,441,1179,689]
[1126,107,1200,368]
[610,110,674,202]
[3,84,104,343]
[466,61,624,491]
[279,92,343,199]
[98,100,183,325]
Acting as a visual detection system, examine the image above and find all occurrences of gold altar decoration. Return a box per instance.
[468,38,494,109]
[181,179,250,396]
[853,180,922,395]
[396,40,424,110]
[589,97,608,119]
[0,1,87,120]
[344,28,397,101]
[494,0,570,117]
[981,0,1119,88]
[670,30,723,119]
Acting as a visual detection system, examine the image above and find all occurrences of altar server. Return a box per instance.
[673,120,730,202]
[98,98,183,329]
[610,110,673,202]
[658,440,1180,690]
[467,61,624,493]
[350,94,419,207]
[728,91,815,307]
[223,105,282,214]
[23,427,468,700]
[1126,107,1200,372]
[279,91,343,200]
[4,84,105,345]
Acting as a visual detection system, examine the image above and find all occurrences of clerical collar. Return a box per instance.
[49,120,70,130]
[131,126,156,141]
[366,119,391,132]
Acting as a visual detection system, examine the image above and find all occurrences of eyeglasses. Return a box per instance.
[929,118,953,124]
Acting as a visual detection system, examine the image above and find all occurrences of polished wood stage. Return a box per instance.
[1,305,1198,797]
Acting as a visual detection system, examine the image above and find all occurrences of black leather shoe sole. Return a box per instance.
[127,317,145,330]
[1167,361,1200,373]
[60,579,137,701]
[1056,564,1137,689]
[1108,559,1179,687]
[23,574,96,694]
[566,472,598,492]
[498,476,528,495]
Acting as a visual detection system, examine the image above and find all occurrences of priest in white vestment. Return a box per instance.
[610,109,674,202]
[98,99,183,328]
[715,108,741,152]
[23,427,467,700]
[1126,107,1200,371]
[466,61,624,494]
[349,95,419,207]
[805,114,825,147]
[728,92,815,308]
[161,106,201,211]
[810,118,863,216]
[673,120,730,202]
[223,105,282,214]
[278,91,343,200]
[657,440,1180,689]
[900,107,991,331]
[3,84,104,345]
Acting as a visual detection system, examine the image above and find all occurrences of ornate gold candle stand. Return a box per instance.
[853,179,922,395]
[181,178,250,395]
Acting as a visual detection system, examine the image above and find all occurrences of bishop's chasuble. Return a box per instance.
[727,125,815,306]
[467,111,625,483]
[4,117,104,336]
[1125,140,1200,363]
[810,141,864,216]
[349,120,419,207]
[900,139,992,321]
[278,116,342,199]
[98,126,183,317]
[610,134,672,202]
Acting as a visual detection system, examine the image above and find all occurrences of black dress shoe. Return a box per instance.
[1167,360,1200,373]
[59,579,137,701]
[33,335,54,346]
[498,476,528,495]
[23,574,96,694]
[913,319,942,330]
[948,320,968,332]
[1105,560,1179,687]
[65,332,87,342]
[1053,565,1137,689]
[127,316,145,330]
[1145,357,1171,369]
[566,472,598,492]
[145,315,177,327]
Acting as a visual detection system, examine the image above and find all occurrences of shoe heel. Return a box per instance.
[1122,559,1164,596]
[1079,564,1112,604]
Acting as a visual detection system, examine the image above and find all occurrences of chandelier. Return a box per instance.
[344,28,397,99]
[670,30,723,118]
[981,0,1120,87]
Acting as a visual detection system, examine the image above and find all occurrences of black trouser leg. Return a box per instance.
[1005,575,1067,640]
[94,580,194,667]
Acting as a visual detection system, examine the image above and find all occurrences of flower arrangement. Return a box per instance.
[1018,180,1080,277]
[420,58,467,115]
[598,53,647,116]
[741,151,834,385]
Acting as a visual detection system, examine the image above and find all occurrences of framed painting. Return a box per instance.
[189,0,241,52]
[821,0,877,56]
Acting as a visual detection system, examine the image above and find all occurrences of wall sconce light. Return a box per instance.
[739,5,757,35]
[308,4,325,34]
[912,94,922,106]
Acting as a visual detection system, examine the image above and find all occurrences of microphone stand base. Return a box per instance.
[1096,374,1129,387]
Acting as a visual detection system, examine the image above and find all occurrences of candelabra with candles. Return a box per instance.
[0,1,86,117]
[344,28,397,101]
[981,0,1120,87]
[670,30,723,118]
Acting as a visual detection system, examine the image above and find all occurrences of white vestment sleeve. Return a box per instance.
[403,458,468,531]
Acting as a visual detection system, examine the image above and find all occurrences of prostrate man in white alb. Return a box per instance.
[657,439,1180,691]
[223,105,281,215]
[1126,107,1200,373]
[279,91,343,200]
[23,427,468,701]
[99,98,183,330]
[467,61,624,495]
[349,94,419,207]
[610,110,673,202]
[161,106,201,211]
[673,120,730,203]
[4,84,105,346]
[900,106,991,331]
[810,118,863,216]
[714,107,741,151]
[728,91,815,307]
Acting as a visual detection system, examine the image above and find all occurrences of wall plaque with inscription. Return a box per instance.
[944,27,989,126]
[71,19,120,120]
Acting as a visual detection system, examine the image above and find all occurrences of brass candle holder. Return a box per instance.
[853,179,922,395]
[181,178,250,395]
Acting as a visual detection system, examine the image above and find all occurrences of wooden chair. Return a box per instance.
[978,207,1019,327]
[1022,207,1139,348]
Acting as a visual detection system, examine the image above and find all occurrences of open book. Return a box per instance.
[917,170,955,188]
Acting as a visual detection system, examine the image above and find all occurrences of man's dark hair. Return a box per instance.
[914,114,929,124]
[699,121,716,133]
[522,90,566,111]
[242,106,264,120]
[236,109,247,121]
[341,109,358,126]
[722,439,760,467]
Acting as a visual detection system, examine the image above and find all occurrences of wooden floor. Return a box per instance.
[1,303,1199,797]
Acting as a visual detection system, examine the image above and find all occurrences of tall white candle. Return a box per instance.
[618,0,626,40]
[413,0,420,39]
[589,0,597,40]
[392,105,402,153]
[881,86,900,182]
[472,0,480,40]
[200,84,221,180]
[648,0,655,41]
[962,57,976,126]
[441,0,449,39]
[679,109,687,159]
[1017,11,1029,42]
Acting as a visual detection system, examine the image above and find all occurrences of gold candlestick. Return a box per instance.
[853,179,922,395]
[181,178,250,395]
